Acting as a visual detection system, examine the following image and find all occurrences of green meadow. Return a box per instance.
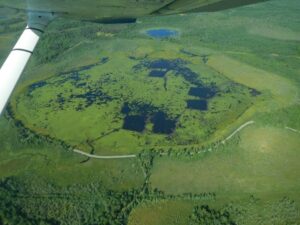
[0,0,299,224]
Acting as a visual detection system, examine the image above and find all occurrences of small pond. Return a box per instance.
[187,100,208,111]
[188,86,217,99]
[121,102,176,134]
[123,115,146,132]
[151,112,176,134]
[146,29,179,38]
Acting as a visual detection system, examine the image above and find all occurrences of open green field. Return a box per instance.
[134,122,300,225]
[150,124,300,198]
[0,0,299,224]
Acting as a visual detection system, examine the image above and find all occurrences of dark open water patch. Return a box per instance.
[187,100,208,111]
[26,57,113,111]
[49,71,84,87]
[28,81,48,93]
[27,56,109,94]
[121,101,156,116]
[149,70,167,77]
[121,102,131,114]
[151,112,176,134]
[121,102,176,134]
[70,89,112,108]
[121,102,154,132]
[149,59,180,69]
[178,67,201,86]
[146,29,178,38]
[49,75,112,111]
[134,58,202,86]
[123,115,146,132]
[188,86,217,99]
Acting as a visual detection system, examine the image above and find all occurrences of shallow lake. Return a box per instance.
[123,115,146,132]
[146,29,178,38]
[188,86,217,99]
[187,100,208,111]
[151,112,176,134]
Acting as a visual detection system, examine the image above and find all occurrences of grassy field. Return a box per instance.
[150,125,300,195]
[0,0,299,224]
[130,116,300,225]
[0,117,144,190]
[207,54,298,107]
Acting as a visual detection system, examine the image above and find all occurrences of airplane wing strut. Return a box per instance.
[0,12,55,115]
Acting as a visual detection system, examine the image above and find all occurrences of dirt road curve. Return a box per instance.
[73,149,137,159]
[222,121,255,143]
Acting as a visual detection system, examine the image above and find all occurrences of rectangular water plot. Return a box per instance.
[187,100,208,111]
[151,112,176,134]
[188,86,217,99]
[123,115,146,132]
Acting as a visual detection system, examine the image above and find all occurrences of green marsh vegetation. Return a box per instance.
[0,0,299,224]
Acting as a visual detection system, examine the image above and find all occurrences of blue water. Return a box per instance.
[121,102,176,134]
[123,115,146,132]
[188,87,217,99]
[146,29,178,38]
[187,100,208,111]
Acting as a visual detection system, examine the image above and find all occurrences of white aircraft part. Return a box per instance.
[0,27,42,115]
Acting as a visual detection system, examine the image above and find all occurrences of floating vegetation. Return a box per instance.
[26,58,112,111]
[121,101,156,116]
[70,89,112,108]
[134,58,202,86]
